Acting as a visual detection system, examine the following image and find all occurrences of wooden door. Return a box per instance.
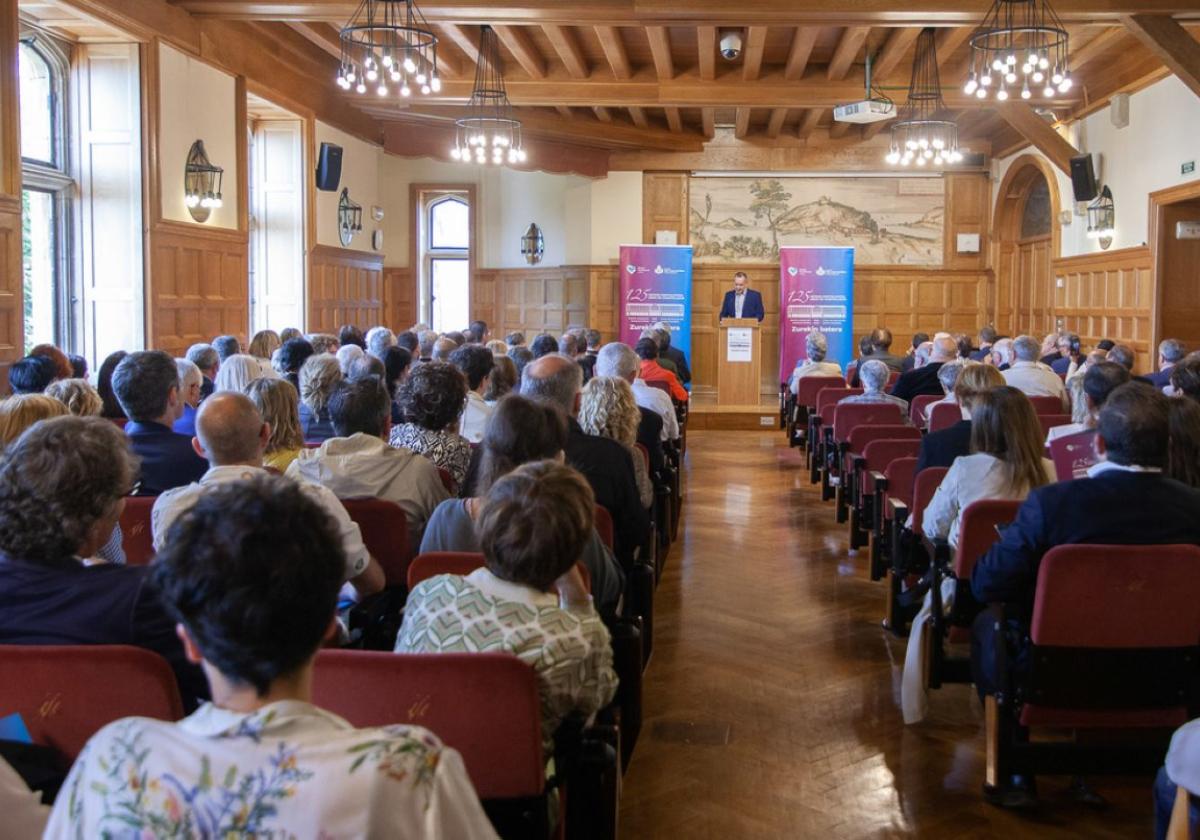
[1159,199,1200,349]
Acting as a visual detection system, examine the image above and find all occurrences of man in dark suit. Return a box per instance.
[186,343,219,401]
[521,354,650,567]
[900,332,930,373]
[718,271,765,322]
[1146,338,1186,389]
[113,351,208,496]
[851,328,904,386]
[891,335,957,403]
[969,326,997,362]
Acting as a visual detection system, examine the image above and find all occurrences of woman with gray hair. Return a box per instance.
[788,331,843,395]
[0,416,204,704]
[299,354,343,444]
[838,359,911,420]
[213,354,263,395]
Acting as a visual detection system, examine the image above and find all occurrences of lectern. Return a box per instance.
[717,318,762,407]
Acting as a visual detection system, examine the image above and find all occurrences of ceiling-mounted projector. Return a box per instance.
[833,99,895,124]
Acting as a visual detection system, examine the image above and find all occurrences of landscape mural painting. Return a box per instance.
[689,176,945,265]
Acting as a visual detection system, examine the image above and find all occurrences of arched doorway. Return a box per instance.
[993,155,1060,338]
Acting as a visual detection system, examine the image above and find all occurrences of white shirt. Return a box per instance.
[44,701,498,840]
[459,390,494,444]
[631,377,679,440]
[1003,360,1067,405]
[152,464,370,581]
[1086,459,1163,478]
[734,291,745,318]
[922,452,1053,550]
[1167,717,1200,793]
[789,360,844,395]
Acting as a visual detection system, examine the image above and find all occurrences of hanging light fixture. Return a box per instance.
[184,140,224,223]
[887,29,962,169]
[1086,185,1115,249]
[336,0,440,99]
[450,25,526,166]
[963,0,1071,101]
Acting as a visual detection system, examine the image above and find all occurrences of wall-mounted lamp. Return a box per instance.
[338,187,363,247]
[184,140,224,223]
[520,222,544,265]
[1087,185,1114,250]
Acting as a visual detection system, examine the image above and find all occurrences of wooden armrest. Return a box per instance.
[921,534,951,568]
[887,498,908,519]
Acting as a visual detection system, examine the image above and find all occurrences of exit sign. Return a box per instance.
[1184,161,1196,175]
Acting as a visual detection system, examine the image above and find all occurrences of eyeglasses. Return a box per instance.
[124,480,142,497]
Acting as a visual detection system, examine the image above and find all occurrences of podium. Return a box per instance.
[716,318,762,407]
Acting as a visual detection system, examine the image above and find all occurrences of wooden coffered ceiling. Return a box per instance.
[22,0,1200,172]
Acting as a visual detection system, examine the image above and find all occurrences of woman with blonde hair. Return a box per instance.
[247,329,281,363]
[579,375,653,510]
[245,377,305,472]
[299,354,343,444]
[44,378,103,417]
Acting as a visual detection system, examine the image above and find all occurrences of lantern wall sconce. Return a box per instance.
[1087,185,1115,250]
[338,187,363,247]
[521,222,544,264]
[184,140,224,223]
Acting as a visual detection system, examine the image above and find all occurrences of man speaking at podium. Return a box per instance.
[719,271,764,322]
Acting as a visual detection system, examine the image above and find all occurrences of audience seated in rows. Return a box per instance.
[279,327,303,344]
[788,331,842,395]
[850,328,904,386]
[289,376,448,553]
[397,460,618,752]
[0,416,206,706]
[396,330,419,356]
[521,354,649,567]
[382,345,413,425]
[308,332,339,355]
[212,335,240,363]
[485,354,518,402]
[336,342,364,375]
[151,392,383,600]
[299,354,342,444]
[420,395,623,617]
[338,324,366,350]
[508,345,535,380]
[1149,338,1186,390]
[247,329,282,372]
[649,322,690,387]
[278,337,314,391]
[970,326,997,362]
[186,343,219,400]
[923,360,969,424]
[416,329,437,362]
[530,333,558,359]
[451,344,495,444]
[1002,335,1067,407]
[1045,361,1130,444]
[892,336,957,402]
[1171,356,1200,401]
[44,377,102,419]
[245,377,305,472]
[838,359,910,417]
[97,350,128,418]
[214,353,266,394]
[636,338,688,403]
[506,330,526,348]
[1168,399,1200,490]
[596,342,678,444]
[916,364,1005,472]
[365,327,396,361]
[8,355,57,395]
[390,361,473,493]
[844,336,873,388]
[46,475,494,838]
[580,376,654,510]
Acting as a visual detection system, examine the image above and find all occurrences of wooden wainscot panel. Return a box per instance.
[587,265,619,343]
[148,220,248,358]
[943,172,991,271]
[642,172,689,245]
[475,266,591,339]
[309,245,385,333]
[383,266,416,330]
[1051,246,1153,372]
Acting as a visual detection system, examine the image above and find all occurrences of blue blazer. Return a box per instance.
[719,289,765,322]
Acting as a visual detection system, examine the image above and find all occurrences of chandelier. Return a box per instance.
[336,0,440,99]
[451,26,526,166]
[887,29,962,168]
[963,0,1071,101]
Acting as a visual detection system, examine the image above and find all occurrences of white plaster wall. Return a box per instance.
[588,170,643,264]
[314,121,385,251]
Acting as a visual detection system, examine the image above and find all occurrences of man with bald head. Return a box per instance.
[891,334,959,402]
[150,392,384,598]
[521,353,649,566]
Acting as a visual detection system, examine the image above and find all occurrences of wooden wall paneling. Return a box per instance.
[383,266,417,329]
[308,244,384,333]
[0,0,23,387]
[642,171,688,245]
[149,221,249,357]
[1052,246,1154,372]
[477,266,590,340]
[587,265,619,343]
[943,172,990,271]
[1150,181,1200,361]
[0,0,19,198]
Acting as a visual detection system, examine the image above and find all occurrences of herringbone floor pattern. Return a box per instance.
[618,430,1154,839]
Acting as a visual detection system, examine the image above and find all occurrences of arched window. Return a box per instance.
[424,194,470,332]
[19,43,56,165]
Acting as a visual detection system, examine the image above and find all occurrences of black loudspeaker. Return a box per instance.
[315,142,343,192]
[1069,154,1098,202]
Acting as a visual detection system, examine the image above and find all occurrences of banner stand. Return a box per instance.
[779,247,855,380]
[618,245,693,364]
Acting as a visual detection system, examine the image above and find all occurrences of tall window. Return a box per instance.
[424,194,470,332]
[18,36,72,354]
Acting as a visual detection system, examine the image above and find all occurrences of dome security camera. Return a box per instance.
[719,29,743,61]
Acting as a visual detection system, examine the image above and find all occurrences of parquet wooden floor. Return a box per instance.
[618,430,1155,839]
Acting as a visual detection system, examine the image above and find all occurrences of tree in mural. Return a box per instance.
[748,179,792,256]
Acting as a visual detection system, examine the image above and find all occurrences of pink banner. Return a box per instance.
[779,247,855,378]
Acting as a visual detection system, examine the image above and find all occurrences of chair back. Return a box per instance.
[634,442,650,472]
[848,425,920,457]
[882,456,918,512]
[0,645,183,764]
[340,498,411,588]
[952,499,1022,579]
[1028,395,1066,415]
[1020,544,1200,728]
[594,504,614,550]
[646,380,671,397]
[861,438,922,476]
[910,467,949,533]
[313,650,545,800]
[887,371,901,388]
[118,496,156,566]
[831,402,904,443]
[927,401,964,433]
[815,387,856,416]
[909,395,941,428]
[1050,429,1099,481]
[437,467,456,494]
[1037,414,1073,437]
[795,376,846,409]
[407,551,591,593]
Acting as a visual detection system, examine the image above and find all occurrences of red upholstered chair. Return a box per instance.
[850,436,922,550]
[823,402,904,505]
[927,401,964,433]
[986,544,1200,791]
[302,441,321,448]
[340,498,410,588]
[0,645,183,767]
[868,455,917,581]
[593,504,614,551]
[790,375,845,450]
[437,468,456,494]
[1027,394,1067,415]
[808,386,859,481]
[1037,414,1073,438]
[1050,428,1099,481]
[839,425,919,535]
[909,395,941,429]
[884,466,947,635]
[119,495,156,566]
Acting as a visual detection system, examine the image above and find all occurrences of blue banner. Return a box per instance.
[779,246,855,374]
[618,244,693,363]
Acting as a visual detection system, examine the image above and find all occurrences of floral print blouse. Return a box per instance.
[389,423,473,493]
[43,700,498,839]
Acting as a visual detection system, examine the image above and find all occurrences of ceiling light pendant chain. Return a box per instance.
[451,25,526,166]
[887,28,962,168]
[963,0,1071,101]
[336,0,441,98]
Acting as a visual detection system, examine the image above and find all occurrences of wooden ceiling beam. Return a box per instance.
[862,118,892,139]
[438,22,479,64]
[1121,14,1200,99]
[697,25,717,81]
[829,119,855,139]
[934,26,972,69]
[380,121,610,177]
[286,20,340,59]
[734,107,751,138]
[743,25,767,80]
[594,25,631,79]
[555,104,573,118]
[797,107,823,138]
[784,26,819,80]
[593,105,612,121]
[493,24,547,79]
[1070,26,1132,68]
[542,24,589,79]
[994,101,1080,173]
[664,105,683,132]
[765,107,788,138]
[701,106,715,137]
[872,26,920,79]
[827,25,871,80]
[646,25,674,81]
[628,105,649,127]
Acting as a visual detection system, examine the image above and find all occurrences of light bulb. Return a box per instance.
[964,78,978,95]
[976,87,987,99]
[366,68,378,82]
[377,84,388,96]
[401,84,411,97]
[918,137,930,149]
[420,84,430,95]
[415,72,427,84]
[916,156,927,166]
[1032,70,1045,83]
[1039,56,1049,69]
[1021,86,1031,100]
[992,58,1004,71]
[212,196,223,208]
[886,151,900,164]
[355,82,366,94]
[1005,71,1017,84]
[390,70,401,82]
[900,156,910,167]
[905,139,917,150]
[1022,63,1033,75]
[1006,53,1017,66]
[952,151,963,163]
[923,148,933,159]
[508,149,518,163]
[934,155,944,165]
[382,53,393,68]
[364,56,376,69]
[932,137,944,150]
[430,76,441,92]
[185,194,199,208]
[1059,75,1073,92]
[980,73,993,87]
[996,87,1009,101]
[346,69,356,83]
[403,56,417,73]
[1027,52,1039,66]
[450,148,461,160]
[517,150,527,162]
[1043,85,1055,98]
[1051,70,1063,84]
